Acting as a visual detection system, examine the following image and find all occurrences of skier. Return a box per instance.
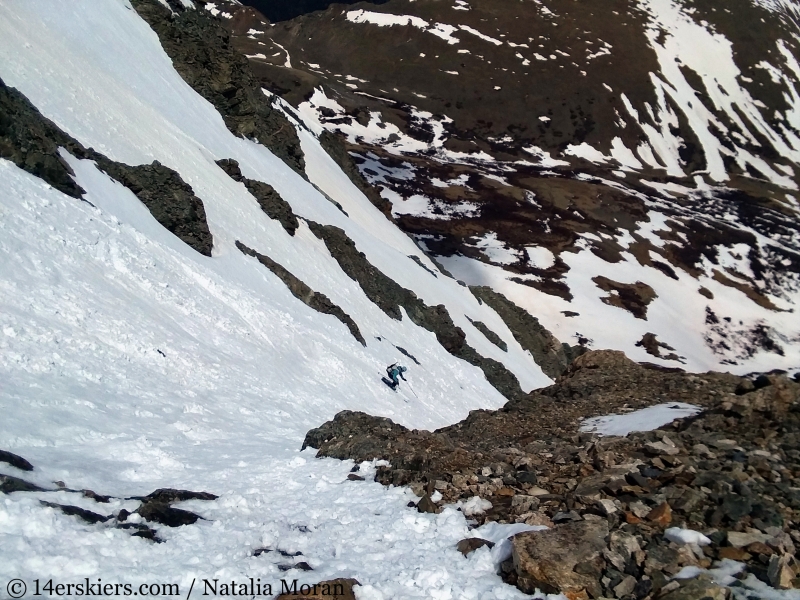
[384,363,407,391]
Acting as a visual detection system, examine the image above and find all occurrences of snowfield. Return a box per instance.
[579,403,702,437]
[0,0,557,597]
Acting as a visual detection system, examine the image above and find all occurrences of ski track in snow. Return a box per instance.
[0,1,557,596]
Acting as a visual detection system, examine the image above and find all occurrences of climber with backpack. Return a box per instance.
[382,363,407,391]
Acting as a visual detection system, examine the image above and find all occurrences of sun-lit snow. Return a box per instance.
[458,24,503,46]
[437,232,800,373]
[0,1,555,596]
[579,403,702,436]
[664,527,712,546]
[526,246,556,270]
[347,9,460,45]
[473,233,521,265]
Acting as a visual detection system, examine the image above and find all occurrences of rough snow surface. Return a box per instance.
[0,0,554,596]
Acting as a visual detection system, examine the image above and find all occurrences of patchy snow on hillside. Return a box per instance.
[473,233,521,265]
[526,246,556,270]
[0,0,556,596]
[437,226,800,374]
[636,0,800,188]
[347,9,460,45]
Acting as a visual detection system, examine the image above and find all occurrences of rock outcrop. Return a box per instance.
[95,158,214,256]
[0,78,214,256]
[470,285,581,378]
[217,158,299,236]
[512,520,609,598]
[130,0,305,174]
[304,351,800,595]
[307,221,525,400]
[236,241,366,345]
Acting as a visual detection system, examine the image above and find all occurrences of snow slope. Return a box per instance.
[0,0,555,596]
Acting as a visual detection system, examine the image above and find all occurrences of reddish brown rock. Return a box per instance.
[511,520,608,598]
[276,578,359,599]
[647,502,672,527]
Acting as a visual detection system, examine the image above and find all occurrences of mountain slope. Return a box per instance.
[0,0,556,596]
[220,0,800,375]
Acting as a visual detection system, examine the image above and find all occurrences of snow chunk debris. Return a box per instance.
[459,496,492,516]
[664,527,712,546]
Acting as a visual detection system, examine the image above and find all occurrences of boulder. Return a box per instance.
[0,474,45,493]
[659,576,728,600]
[768,554,796,589]
[141,488,218,503]
[511,520,608,598]
[136,502,202,527]
[727,530,770,548]
[456,537,495,556]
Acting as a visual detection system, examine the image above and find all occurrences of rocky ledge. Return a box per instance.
[303,351,800,598]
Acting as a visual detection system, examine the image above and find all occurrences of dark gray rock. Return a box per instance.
[136,501,202,527]
[95,158,213,256]
[416,494,440,514]
[278,561,313,572]
[467,318,508,352]
[720,494,753,521]
[516,471,538,484]
[217,158,299,235]
[76,489,111,504]
[142,488,218,503]
[0,450,34,472]
[0,474,45,493]
[0,78,87,198]
[130,0,305,174]
[0,78,214,256]
[118,522,163,543]
[237,241,366,345]
[40,501,110,525]
[469,286,574,379]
